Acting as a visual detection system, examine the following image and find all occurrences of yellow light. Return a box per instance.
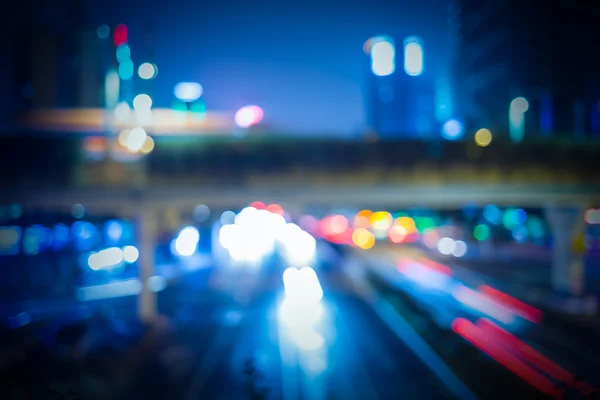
[475,128,492,147]
[395,216,416,234]
[352,228,375,250]
[118,129,130,147]
[370,211,393,230]
[140,136,155,154]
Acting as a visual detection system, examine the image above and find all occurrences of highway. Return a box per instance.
[2,238,600,399]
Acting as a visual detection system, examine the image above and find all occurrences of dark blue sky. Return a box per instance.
[9,0,448,134]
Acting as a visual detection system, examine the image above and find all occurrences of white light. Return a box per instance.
[235,105,264,128]
[174,82,203,102]
[138,63,157,80]
[404,38,424,76]
[510,97,529,114]
[147,275,167,292]
[122,245,139,263]
[174,226,199,257]
[291,329,325,351]
[114,102,131,122]
[371,39,396,77]
[283,266,323,304]
[437,237,456,255]
[279,226,316,266]
[234,206,259,226]
[219,224,240,250]
[126,127,147,152]
[452,240,467,257]
[133,94,152,111]
[279,299,325,328]
[88,247,124,270]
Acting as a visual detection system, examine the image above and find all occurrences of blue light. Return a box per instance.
[512,225,529,243]
[370,37,396,77]
[442,119,464,140]
[72,221,99,252]
[119,59,134,80]
[404,37,423,77]
[53,224,70,251]
[105,220,124,245]
[514,209,527,225]
[116,44,131,62]
[483,205,501,224]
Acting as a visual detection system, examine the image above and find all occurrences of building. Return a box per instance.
[452,0,600,139]
[366,36,437,138]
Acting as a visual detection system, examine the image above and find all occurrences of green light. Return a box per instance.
[190,100,206,114]
[172,99,187,112]
[118,59,134,80]
[415,217,435,232]
[474,224,490,241]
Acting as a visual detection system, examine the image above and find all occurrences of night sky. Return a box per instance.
[7,0,448,134]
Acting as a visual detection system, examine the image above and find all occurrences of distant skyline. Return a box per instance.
[6,0,448,134]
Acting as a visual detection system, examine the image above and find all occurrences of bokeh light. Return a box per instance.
[71,203,85,219]
[371,38,396,77]
[140,136,155,154]
[114,102,131,122]
[235,105,264,128]
[126,127,147,152]
[133,94,152,111]
[475,128,493,147]
[193,204,211,222]
[97,24,110,39]
[370,211,393,231]
[174,82,203,102]
[395,216,416,234]
[352,228,375,249]
[118,59,134,80]
[404,37,423,77]
[138,62,158,80]
[442,119,464,140]
[474,224,490,241]
[122,245,139,263]
[388,225,407,243]
[511,97,529,113]
[116,44,131,63]
[113,24,128,46]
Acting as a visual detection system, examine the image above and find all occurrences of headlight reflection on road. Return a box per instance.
[279,266,328,370]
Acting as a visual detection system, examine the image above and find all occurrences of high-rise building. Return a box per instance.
[366,36,437,138]
[452,0,600,139]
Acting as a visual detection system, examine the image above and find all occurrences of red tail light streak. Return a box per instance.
[452,318,563,398]
[478,285,543,323]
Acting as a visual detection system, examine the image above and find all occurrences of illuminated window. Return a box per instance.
[404,37,423,76]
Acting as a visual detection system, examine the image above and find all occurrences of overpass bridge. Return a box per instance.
[1,132,598,320]
[1,133,598,211]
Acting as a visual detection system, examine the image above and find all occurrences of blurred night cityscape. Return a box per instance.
[0,0,600,399]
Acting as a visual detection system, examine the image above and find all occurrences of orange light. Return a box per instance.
[395,216,416,234]
[352,228,375,250]
[266,203,284,216]
[388,225,407,244]
[353,215,370,229]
